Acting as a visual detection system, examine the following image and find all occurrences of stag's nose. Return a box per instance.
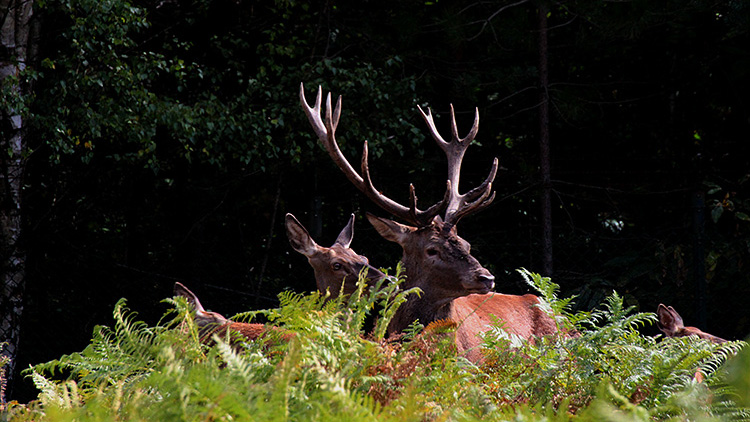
[478,273,495,291]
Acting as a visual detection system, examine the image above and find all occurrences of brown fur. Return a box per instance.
[365,215,568,362]
[174,282,294,349]
[657,303,727,344]
[199,321,293,349]
[657,303,727,384]
[286,213,388,297]
[287,212,566,363]
[299,85,563,363]
[451,293,559,362]
[367,214,496,337]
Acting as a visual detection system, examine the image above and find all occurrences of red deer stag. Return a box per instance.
[657,304,727,344]
[174,282,293,348]
[300,84,560,362]
[285,212,388,297]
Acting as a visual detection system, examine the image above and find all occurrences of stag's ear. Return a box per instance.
[367,213,415,245]
[334,213,355,248]
[657,304,684,336]
[285,213,319,256]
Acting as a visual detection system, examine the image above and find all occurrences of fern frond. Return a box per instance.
[423,319,458,335]
[371,265,419,341]
[18,268,750,420]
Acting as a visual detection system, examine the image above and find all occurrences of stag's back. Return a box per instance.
[450,293,559,362]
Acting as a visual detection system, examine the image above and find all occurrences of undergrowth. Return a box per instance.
[2,268,749,421]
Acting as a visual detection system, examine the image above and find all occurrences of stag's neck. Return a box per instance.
[387,278,455,336]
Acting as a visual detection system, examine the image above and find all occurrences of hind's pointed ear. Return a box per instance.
[285,213,319,256]
[657,304,683,336]
[174,282,206,312]
[334,213,355,248]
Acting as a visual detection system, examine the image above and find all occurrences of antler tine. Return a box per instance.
[416,102,497,230]
[462,157,499,203]
[300,83,366,192]
[325,90,341,135]
[418,105,479,151]
[448,185,496,230]
[417,105,448,147]
[300,83,446,227]
[360,141,443,226]
[408,184,420,224]
[412,181,451,224]
[452,105,479,145]
[299,84,325,140]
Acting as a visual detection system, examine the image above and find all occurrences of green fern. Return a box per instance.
[517,268,590,330]
[12,269,750,422]
[480,280,749,419]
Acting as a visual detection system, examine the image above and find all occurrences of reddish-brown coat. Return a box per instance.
[657,303,728,384]
[366,215,496,337]
[174,282,294,349]
[657,304,727,344]
[451,293,559,362]
[299,83,564,363]
[285,212,388,297]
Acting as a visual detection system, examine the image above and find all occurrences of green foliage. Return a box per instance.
[32,0,425,172]
[1,342,9,404]
[516,268,583,328]
[13,0,750,411]
[7,271,749,421]
[15,270,476,420]
[480,273,749,420]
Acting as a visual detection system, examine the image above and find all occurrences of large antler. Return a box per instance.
[417,104,498,230]
[300,83,497,229]
[300,83,449,226]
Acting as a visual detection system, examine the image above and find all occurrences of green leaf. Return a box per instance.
[711,204,724,223]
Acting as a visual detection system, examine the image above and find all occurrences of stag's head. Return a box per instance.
[368,214,495,300]
[299,83,497,303]
[285,212,388,297]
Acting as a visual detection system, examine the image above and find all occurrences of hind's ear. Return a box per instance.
[656,304,683,337]
[174,282,204,311]
[285,213,319,256]
[334,213,355,248]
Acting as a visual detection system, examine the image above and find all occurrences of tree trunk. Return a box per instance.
[538,2,553,277]
[0,0,33,402]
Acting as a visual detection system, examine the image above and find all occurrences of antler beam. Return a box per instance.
[300,83,497,229]
[300,83,448,226]
[417,105,498,230]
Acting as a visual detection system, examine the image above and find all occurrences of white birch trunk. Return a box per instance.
[0,0,33,402]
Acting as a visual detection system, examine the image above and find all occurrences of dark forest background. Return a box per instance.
[2,0,749,402]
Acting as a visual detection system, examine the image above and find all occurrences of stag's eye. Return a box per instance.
[426,248,439,257]
[332,263,343,271]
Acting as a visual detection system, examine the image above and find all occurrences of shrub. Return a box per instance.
[6,269,749,421]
